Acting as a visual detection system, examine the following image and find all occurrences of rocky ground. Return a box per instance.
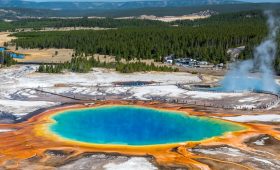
[0,65,280,169]
[0,65,279,119]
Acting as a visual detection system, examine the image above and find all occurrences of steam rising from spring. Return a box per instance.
[221,11,280,93]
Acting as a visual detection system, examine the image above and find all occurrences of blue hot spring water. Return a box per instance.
[0,47,25,59]
[49,106,245,146]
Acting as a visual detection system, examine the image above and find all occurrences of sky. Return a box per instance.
[242,0,280,2]
[22,0,280,2]
[24,0,161,1]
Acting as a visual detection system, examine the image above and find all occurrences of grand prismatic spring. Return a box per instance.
[0,101,280,169]
[48,106,245,146]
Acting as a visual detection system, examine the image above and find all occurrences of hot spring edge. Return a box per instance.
[46,105,246,146]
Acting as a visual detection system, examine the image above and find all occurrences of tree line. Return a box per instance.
[38,56,178,73]
[0,52,17,67]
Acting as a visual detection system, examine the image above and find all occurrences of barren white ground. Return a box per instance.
[0,65,278,123]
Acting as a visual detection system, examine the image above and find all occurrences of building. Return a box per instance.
[164,55,174,64]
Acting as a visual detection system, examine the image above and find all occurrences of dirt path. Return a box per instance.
[0,32,15,46]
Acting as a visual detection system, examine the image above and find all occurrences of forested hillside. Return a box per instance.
[0,0,242,10]
[0,8,277,32]
[7,10,280,72]
[1,3,280,19]
[11,11,270,65]
[0,18,168,31]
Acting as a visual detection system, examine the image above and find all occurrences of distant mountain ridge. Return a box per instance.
[0,0,243,10]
